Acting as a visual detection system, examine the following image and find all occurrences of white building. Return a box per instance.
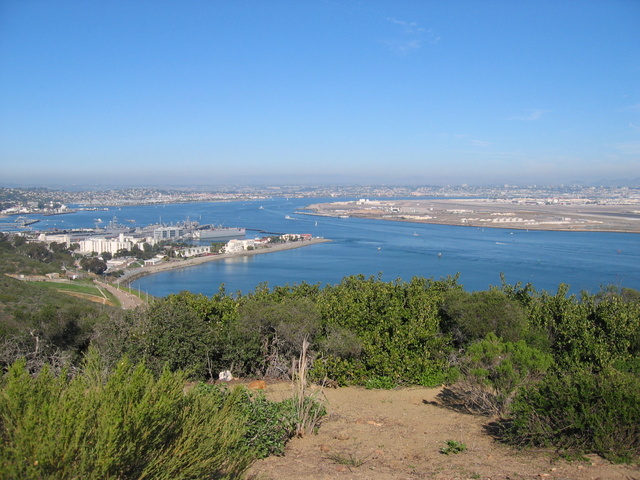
[38,233,72,247]
[280,233,312,241]
[176,245,211,258]
[153,226,184,241]
[106,258,129,270]
[223,238,255,253]
[144,256,164,266]
[78,233,140,255]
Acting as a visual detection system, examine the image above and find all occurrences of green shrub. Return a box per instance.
[195,383,298,458]
[365,375,397,390]
[317,275,456,386]
[236,297,322,378]
[507,366,640,462]
[440,439,467,455]
[440,289,528,347]
[452,333,553,414]
[0,353,254,479]
[124,300,212,378]
[527,286,640,369]
[309,355,367,386]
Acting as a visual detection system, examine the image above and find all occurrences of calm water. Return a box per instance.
[13,198,640,296]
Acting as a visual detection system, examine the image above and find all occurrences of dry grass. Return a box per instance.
[291,337,326,437]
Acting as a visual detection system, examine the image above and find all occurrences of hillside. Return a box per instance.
[248,383,640,480]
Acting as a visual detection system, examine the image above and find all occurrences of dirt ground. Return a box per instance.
[246,383,640,480]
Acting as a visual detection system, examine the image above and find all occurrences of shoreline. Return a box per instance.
[304,199,640,234]
[120,237,331,285]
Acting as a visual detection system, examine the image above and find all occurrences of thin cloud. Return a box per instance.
[384,17,440,55]
[612,141,640,155]
[386,17,425,35]
[439,133,491,147]
[508,109,550,121]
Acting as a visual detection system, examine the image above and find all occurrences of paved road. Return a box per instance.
[95,280,146,310]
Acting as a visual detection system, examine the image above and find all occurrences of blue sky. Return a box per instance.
[1,1,639,187]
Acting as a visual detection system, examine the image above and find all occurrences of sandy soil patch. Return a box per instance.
[247,383,640,480]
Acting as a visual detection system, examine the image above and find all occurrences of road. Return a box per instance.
[95,280,146,310]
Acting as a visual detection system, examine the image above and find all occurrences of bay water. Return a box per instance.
[20,198,640,296]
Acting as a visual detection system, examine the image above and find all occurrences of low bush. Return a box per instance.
[194,340,326,458]
[440,439,467,455]
[440,289,528,346]
[0,353,254,479]
[309,355,367,386]
[507,366,640,462]
[452,333,553,415]
[365,375,397,390]
[195,383,301,458]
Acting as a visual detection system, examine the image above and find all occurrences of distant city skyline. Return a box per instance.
[1,1,639,187]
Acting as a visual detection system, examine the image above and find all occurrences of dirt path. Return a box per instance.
[247,384,640,480]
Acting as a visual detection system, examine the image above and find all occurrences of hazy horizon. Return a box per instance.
[1,1,639,187]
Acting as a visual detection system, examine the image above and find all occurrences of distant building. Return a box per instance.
[78,233,139,254]
[223,239,255,253]
[254,237,271,247]
[153,226,184,241]
[38,233,73,247]
[176,245,211,258]
[106,258,129,270]
[144,255,165,266]
[281,233,312,241]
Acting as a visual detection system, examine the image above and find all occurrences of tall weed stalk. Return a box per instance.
[292,338,326,436]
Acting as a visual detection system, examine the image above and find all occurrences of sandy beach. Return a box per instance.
[119,237,331,284]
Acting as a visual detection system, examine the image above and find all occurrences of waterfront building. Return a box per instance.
[223,238,255,253]
[144,255,165,266]
[106,258,130,270]
[153,226,184,241]
[176,245,212,258]
[281,233,312,241]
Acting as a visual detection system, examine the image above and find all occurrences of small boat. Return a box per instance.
[413,232,419,236]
